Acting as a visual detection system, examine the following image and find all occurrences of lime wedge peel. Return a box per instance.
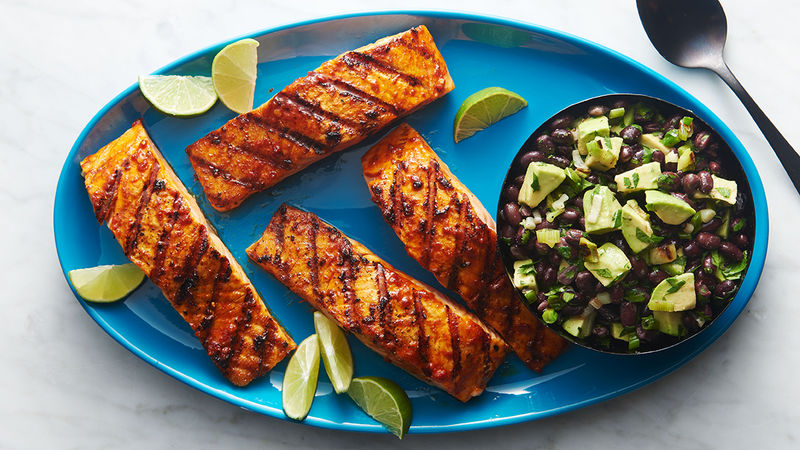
[282,334,320,421]
[138,75,217,116]
[314,311,353,394]
[453,86,528,143]
[68,263,145,303]
[212,38,259,114]
[347,376,412,439]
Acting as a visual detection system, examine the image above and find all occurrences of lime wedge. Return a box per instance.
[347,376,412,439]
[313,311,353,394]
[212,38,259,114]
[453,86,528,143]
[68,263,145,303]
[138,75,217,116]
[282,334,320,421]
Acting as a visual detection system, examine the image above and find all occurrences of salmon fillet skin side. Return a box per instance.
[246,204,508,402]
[361,124,568,371]
[80,121,296,386]
[186,24,454,211]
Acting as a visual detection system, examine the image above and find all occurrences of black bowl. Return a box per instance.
[496,94,756,355]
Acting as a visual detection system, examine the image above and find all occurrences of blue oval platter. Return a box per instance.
[54,11,768,434]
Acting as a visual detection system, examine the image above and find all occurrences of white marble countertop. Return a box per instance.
[3,0,799,448]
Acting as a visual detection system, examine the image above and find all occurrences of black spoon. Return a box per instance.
[637,0,800,193]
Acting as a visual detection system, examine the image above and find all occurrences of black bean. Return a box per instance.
[682,173,701,195]
[643,122,662,133]
[729,217,745,234]
[535,242,551,256]
[561,207,580,224]
[694,131,711,151]
[636,325,660,342]
[709,160,722,175]
[504,184,520,202]
[536,135,555,154]
[695,159,709,171]
[631,147,645,166]
[565,228,583,246]
[547,155,570,168]
[612,100,627,109]
[557,264,578,285]
[697,232,721,250]
[620,301,637,327]
[651,150,665,164]
[719,241,744,262]
[620,126,642,144]
[657,171,681,191]
[592,326,609,338]
[701,304,713,319]
[513,174,525,188]
[630,256,649,280]
[560,304,585,316]
[549,115,573,130]
[509,245,527,260]
[548,250,561,267]
[571,195,584,209]
[610,236,631,254]
[597,305,619,322]
[503,202,522,226]
[519,205,533,218]
[535,219,553,230]
[577,217,585,230]
[514,226,527,245]
[664,114,682,131]
[501,225,515,241]
[695,282,712,300]
[539,266,556,288]
[732,233,749,250]
[519,150,545,166]
[537,298,549,312]
[682,313,699,333]
[610,284,624,304]
[551,128,574,145]
[714,280,736,299]
[683,240,702,258]
[556,145,573,157]
[586,173,599,184]
[671,192,695,209]
[588,105,609,117]
[702,253,715,273]
[700,217,722,233]
[696,270,717,290]
[575,271,596,295]
[698,171,713,194]
[649,269,668,285]
[619,145,634,163]
[631,287,651,304]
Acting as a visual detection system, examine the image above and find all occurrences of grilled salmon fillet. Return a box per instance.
[246,205,507,402]
[361,124,568,371]
[186,25,454,211]
[80,121,295,386]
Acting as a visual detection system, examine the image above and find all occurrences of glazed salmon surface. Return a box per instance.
[80,121,295,386]
[246,205,507,402]
[361,124,568,371]
[187,25,454,211]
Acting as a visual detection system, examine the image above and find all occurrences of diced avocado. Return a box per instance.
[577,116,610,155]
[649,242,677,265]
[620,199,656,253]
[694,175,738,205]
[562,307,597,338]
[615,162,661,193]
[648,273,696,312]
[584,242,631,286]
[611,322,634,342]
[583,185,623,234]
[640,133,671,153]
[585,136,622,171]
[677,146,695,172]
[660,256,686,276]
[512,259,538,291]
[653,311,685,337]
[517,162,566,208]
[645,190,696,225]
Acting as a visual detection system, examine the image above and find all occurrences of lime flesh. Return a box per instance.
[68,263,145,303]
[347,376,412,439]
[138,75,217,116]
[282,334,320,421]
[313,311,353,394]
[453,86,528,142]
[212,38,259,114]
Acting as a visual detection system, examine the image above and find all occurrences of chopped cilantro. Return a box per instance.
[596,268,613,279]
[530,172,540,191]
[628,335,640,351]
[632,172,640,188]
[624,289,647,303]
[665,278,686,294]
[624,177,632,189]
[612,210,623,228]
[520,229,532,245]
[641,315,657,330]
[717,186,731,198]
[733,218,746,232]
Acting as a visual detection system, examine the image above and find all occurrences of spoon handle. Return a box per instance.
[712,63,800,193]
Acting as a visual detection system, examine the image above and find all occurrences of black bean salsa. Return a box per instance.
[499,98,753,353]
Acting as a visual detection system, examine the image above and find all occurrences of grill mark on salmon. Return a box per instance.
[247,205,507,402]
[80,121,295,386]
[186,25,454,211]
[362,124,568,372]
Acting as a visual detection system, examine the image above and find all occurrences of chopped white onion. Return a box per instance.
[532,209,543,224]
[699,208,716,223]
[572,149,588,170]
